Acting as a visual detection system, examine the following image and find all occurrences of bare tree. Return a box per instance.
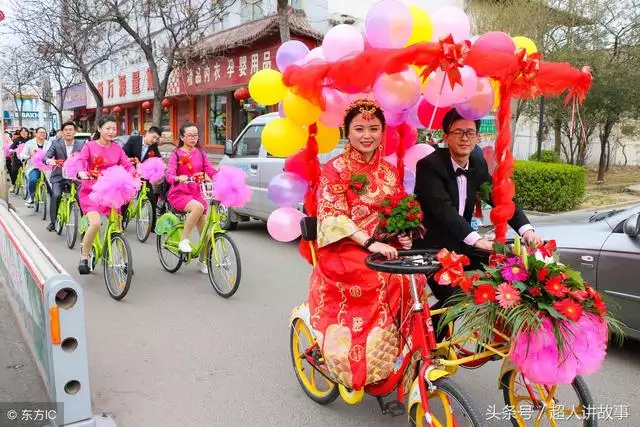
[0,49,39,127]
[31,56,80,129]
[8,0,125,124]
[93,0,237,126]
[278,0,291,42]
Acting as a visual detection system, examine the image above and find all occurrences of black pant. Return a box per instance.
[50,181,69,226]
[9,156,20,186]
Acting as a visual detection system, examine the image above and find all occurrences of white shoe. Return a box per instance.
[196,261,208,275]
[178,239,192,253]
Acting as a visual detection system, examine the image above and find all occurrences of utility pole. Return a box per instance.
[536,96,545,160]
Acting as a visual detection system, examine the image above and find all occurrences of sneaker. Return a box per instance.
[178,239,192,253]
[78,259,91,275]
[25,197,33,206]
[47,223,55,232]
[196,261,208,275]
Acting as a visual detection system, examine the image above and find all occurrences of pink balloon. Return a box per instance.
[431,6,471,43]
[322,88,349,114]
[423,66,478,107]
[384,109,410,126]
[267,207,305,242]
[365,0,412,48]
[385,153,398,166]
[470,35,480,44]
[322,25,365,62]
[455,77,494,120]
[373,68,421,112]
[405,143,435,173]
[474,31,516,55]
[407,102,425,129]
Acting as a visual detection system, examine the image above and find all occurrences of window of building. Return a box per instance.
[290,0,303,9]
[240,0,265,23]
[234,125,263,158]
[209,94,228,146]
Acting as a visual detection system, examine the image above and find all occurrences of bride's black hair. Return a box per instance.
[343,99,385,137]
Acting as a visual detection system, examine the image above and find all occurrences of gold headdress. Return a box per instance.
[345,98,383,121]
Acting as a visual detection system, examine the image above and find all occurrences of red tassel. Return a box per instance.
[474,198,483,219]
[298,123,321,264]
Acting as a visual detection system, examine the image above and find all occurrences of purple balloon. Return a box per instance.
[455,78,494,120]
[384,109,410,126]
[403,169,416,194]
[268,172,308,207]
[276,40,310,71]
[365,0,412,48]
[278,102,286,118]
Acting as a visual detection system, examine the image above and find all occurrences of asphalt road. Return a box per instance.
[8,194,640,427]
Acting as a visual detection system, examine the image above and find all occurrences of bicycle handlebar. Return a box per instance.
[365,249,441,274]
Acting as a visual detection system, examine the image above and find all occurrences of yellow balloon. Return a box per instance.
[283,90,322,126]
[405,5,433,47]
[315,123,341,154]
[261,118,307,158]
[490,79,501,111]
[513,36,538,55]
[248,69,286,106]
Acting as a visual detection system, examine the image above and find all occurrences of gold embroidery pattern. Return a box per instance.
[365,324,400,384]
[376,272,389,327]
[323,324,353,386]
[336,284,348,327]
[310,274,326,329]
[349,285,362,298]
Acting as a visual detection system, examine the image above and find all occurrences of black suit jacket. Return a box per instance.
[413,148,530,252]
[122,135,160,162]
[44,138,85,184]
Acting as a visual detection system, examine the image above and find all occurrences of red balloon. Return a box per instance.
[417,99,451,130]
[383,124,418,156]
[284,149,318,183]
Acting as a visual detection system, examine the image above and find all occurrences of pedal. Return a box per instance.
[376,397,406,417]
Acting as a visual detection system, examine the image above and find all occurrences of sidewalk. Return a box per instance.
[0,284,48,404]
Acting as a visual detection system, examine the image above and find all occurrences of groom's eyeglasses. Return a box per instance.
[449,129,478,139]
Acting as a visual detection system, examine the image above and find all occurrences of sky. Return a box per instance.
[0,0,20,48]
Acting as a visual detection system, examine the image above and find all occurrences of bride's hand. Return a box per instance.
[368,242,398,260]
[397,234,412,250]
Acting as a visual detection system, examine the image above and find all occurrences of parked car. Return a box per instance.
[530,205,640,341]
[218,112,346,229]
[74,132,93,143]
[113,135,130,148]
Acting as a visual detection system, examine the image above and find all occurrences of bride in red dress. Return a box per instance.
[309,99,425,391]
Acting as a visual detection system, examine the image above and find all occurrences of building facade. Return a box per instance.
[2,93,56,132]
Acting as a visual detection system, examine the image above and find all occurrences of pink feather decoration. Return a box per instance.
[213,165,252,208]
[63,154,83,180]
[89,165,141,209]
[15,143,25,157]
[4,142,11,158]
[32,149,52,171]
[138,157,166,184]
[510,314,608,385]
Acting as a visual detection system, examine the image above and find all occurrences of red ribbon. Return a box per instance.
[421,35,470,90]
[536,240,556,258]
[179,154,193,172]
[434,248,470,286]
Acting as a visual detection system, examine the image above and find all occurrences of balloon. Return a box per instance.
[513,36,538,54]
[268,172,308,207]
[483,146,497,174]
[373,68,421,112]
[267,207,305,242]
[474,31,516,55]
[278,102,285,118]
[322,24,365,62]
[423,66,478,107]
[384,124,418,156]
[284,149,312,181]
[319,110,343,128]
[384,153,398,166]
[470,35,480,44]
[405,5,433,46]
[407,102,425,129]
[404,169,416,194]
[276,40,310,71]
[384,109,409,126]
[417,98,451,130]
[299,47,325,65]
[261,118,307,158]
[283,91,322,126]
[455,78,494,120]
[248,69,286,106]
[490,79,501,111]
[405,143,435,173]
[315,122,341,153]
[431,6,470,43]
[319,88,349,127]
[365,0,412,48]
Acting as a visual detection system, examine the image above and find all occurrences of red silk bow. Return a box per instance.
[536,240,556,258]
[434,248,470,286]
[91,156,106,178]
[179,154,193,172]
[422,35,471,90]
[516,49,541,82]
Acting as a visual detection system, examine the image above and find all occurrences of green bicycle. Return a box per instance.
[122,180,155,243]
[32,171,49,221]
[55,181,81,249]
[80,207,133,301]
[13,161,28,200]
[155,181,241,298]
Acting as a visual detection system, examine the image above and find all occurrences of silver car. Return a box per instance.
[531,205,640,340]
[219,113,345,229]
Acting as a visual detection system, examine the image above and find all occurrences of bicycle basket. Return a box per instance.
[200,181,214,201]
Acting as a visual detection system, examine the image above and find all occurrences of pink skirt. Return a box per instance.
[78,180,111,216]
[167,182,208,213]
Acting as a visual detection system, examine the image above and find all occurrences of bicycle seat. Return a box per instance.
[365,250,441,274]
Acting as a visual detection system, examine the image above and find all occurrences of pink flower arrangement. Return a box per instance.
[501,257,528,281]
[496,282,521,309]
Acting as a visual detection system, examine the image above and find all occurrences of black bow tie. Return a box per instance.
[455,167,469,177]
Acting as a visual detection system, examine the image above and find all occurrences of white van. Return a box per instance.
[218,113,345,229]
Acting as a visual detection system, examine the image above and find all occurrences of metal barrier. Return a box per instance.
[0,199,115,426]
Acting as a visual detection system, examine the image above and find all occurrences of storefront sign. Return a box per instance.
[57,83,87,110]
[86,64,156,109]
[12,111,40,119]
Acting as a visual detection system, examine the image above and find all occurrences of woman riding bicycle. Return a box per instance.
[75,115,134,274]
[165,121,216,274]
[19,126,51,208]
[308,99,424,392]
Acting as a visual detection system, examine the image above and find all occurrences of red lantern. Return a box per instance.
[112,105,122,114]
[102,107,110,114]
[142,100,153,112]
[161,98,171,110]
[234,87,250,104]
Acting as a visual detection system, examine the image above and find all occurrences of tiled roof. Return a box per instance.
[188,10,323,58]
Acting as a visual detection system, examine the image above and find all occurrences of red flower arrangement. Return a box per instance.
[179,154,193,172]
[374,192,425,242]
[90,156,107,178]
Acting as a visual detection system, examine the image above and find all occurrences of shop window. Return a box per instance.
[131,108,140,131]
[234,125,263,158]
[209,94,227,146]
[237,98,267,137]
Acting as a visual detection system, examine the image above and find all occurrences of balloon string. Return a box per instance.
[428,76,447,130]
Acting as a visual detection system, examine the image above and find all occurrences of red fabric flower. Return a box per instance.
[435,249,470,285]
[148,151,156,157]
[473,284,496,305]
[537,267,549,282]
[179,154,193,172]
[406,213,418,221]
[528,287,541,297]
[537,240,557,258]
[545,276,568,298]
[488,254,507,267]
[417,212,424,221]
[380,219,387,228]
[352,182,364,191]
[457,273,480,294]
[553,299,583,322]
[383,206,393,215]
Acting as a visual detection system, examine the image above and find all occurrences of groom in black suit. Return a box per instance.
[414,109,542,328]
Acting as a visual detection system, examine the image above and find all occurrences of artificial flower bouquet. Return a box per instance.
[374,192,426,243]
[437,238,623,385]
